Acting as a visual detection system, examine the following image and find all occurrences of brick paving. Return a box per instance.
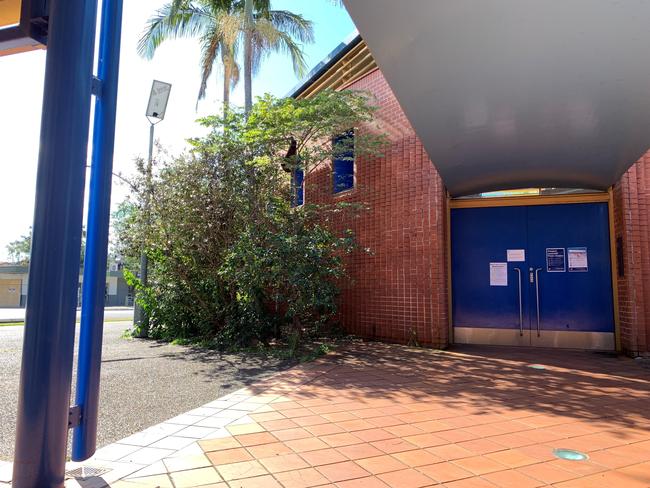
[3,342,650,487]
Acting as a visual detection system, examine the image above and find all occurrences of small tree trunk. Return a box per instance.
[223,66,230,119]
[243,0,254,116]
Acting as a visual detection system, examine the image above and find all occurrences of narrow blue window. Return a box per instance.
[292,168,304,206]
[333,130,354,193]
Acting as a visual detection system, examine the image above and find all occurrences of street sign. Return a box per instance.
[0,0,48,56]
[146,80,172,120]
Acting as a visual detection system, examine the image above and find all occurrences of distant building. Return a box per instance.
[0,264,133,308]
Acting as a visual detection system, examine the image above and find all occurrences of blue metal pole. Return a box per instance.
[72,0,124,462]
[12,0,98,486]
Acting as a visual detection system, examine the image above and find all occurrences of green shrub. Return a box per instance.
[117,91,385,348]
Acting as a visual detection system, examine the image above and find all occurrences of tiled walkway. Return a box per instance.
[4,342,650,487]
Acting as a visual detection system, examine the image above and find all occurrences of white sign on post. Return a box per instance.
[146,80,172,120]
[489,262,508,286]
[507,249,525,262]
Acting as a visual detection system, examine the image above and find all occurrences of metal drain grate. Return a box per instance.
[65,466,111,480]
[553,448,589,461]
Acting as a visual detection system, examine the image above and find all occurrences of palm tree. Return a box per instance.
[139,0,240,112]
[139,0,314,115]
[240,0,313,114]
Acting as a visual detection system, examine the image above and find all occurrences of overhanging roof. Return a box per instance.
[343,0,650,196]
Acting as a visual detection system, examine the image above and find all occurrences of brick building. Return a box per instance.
[290,34,650,357]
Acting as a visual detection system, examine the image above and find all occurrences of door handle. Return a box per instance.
[535,268,542,337]
[514,268,523,336]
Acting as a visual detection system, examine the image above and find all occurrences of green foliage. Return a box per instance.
[6,227,87,266]
[6,229,31,264]
[116,90,385,349]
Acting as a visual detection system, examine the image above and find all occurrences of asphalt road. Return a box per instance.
[0,321,293,461]
[0,307,134,323]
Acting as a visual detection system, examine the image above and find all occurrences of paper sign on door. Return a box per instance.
[507,249,525,262]
[568,247,588,272]
[489,262,508,286]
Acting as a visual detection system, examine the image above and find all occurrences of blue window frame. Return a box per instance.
[292,168,304,206]
[333,130,354,193]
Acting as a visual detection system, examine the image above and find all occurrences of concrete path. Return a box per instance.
[0,306,134,323]
[0,321,294,462]
[3,342,649,487]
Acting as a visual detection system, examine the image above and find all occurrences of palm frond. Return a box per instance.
[198,28,222,101]
[267,10,314,44]
[138,2,214,59]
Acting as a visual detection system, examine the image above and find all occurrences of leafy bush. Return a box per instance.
[117,90,384,349]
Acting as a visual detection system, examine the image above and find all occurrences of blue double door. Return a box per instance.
[451,202,615,349]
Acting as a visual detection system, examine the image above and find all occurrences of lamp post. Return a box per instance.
[134,80,171,338]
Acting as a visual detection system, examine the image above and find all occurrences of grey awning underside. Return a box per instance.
[343,0,650,196]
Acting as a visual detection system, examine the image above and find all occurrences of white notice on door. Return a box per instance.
[507,249,525,262]
[489,262,508,286]
[568,247,588,272]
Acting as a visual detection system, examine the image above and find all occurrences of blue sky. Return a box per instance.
[0,0,356,261]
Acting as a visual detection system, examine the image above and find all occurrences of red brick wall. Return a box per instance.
[305,69,449,347]
[613,152,650,356]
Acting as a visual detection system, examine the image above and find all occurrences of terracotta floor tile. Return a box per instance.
[285,436,329,453]
[418,461,473,483]
[427,444,474,461]
[336,443,384,460]
[259,418,298,431]
[281,408,315,419]
[392,449,442,467]
[300,447,348,466]
[403,433,447,449]
[356,455,409,475]
[316,461,370,483]
[235,432,277,447]
[169,466,222,487]
[207,448,252,466]
[216,460,268,481]
[200,437,242,452]
[353,428,394,442]
[272,427,312,441]
[249,412,285,423]
[368,416,405,428]
[273,467,329,488]
[321,433,362,448]
[457,439,506,455]
[245,441,293,459]
[547,458,608,477]
[452,455,506,475]
[293,415,329,427]
[322,412,358,422]
[336,476,391,488]
[338,419,375,432]
[489,433,535,449]
[411,420,454,433]
[516,461,577,484]
[304,423,344,436]
[385,424,425,437]
[272,401,303,411]
[481,469,543,488]
[350,408,386,419]
[377,468,435,488]
[371,438,418,454]
[442,477,500,488]
[484,449,539,468]
[436,430,478,444]
[258,453,309,473]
